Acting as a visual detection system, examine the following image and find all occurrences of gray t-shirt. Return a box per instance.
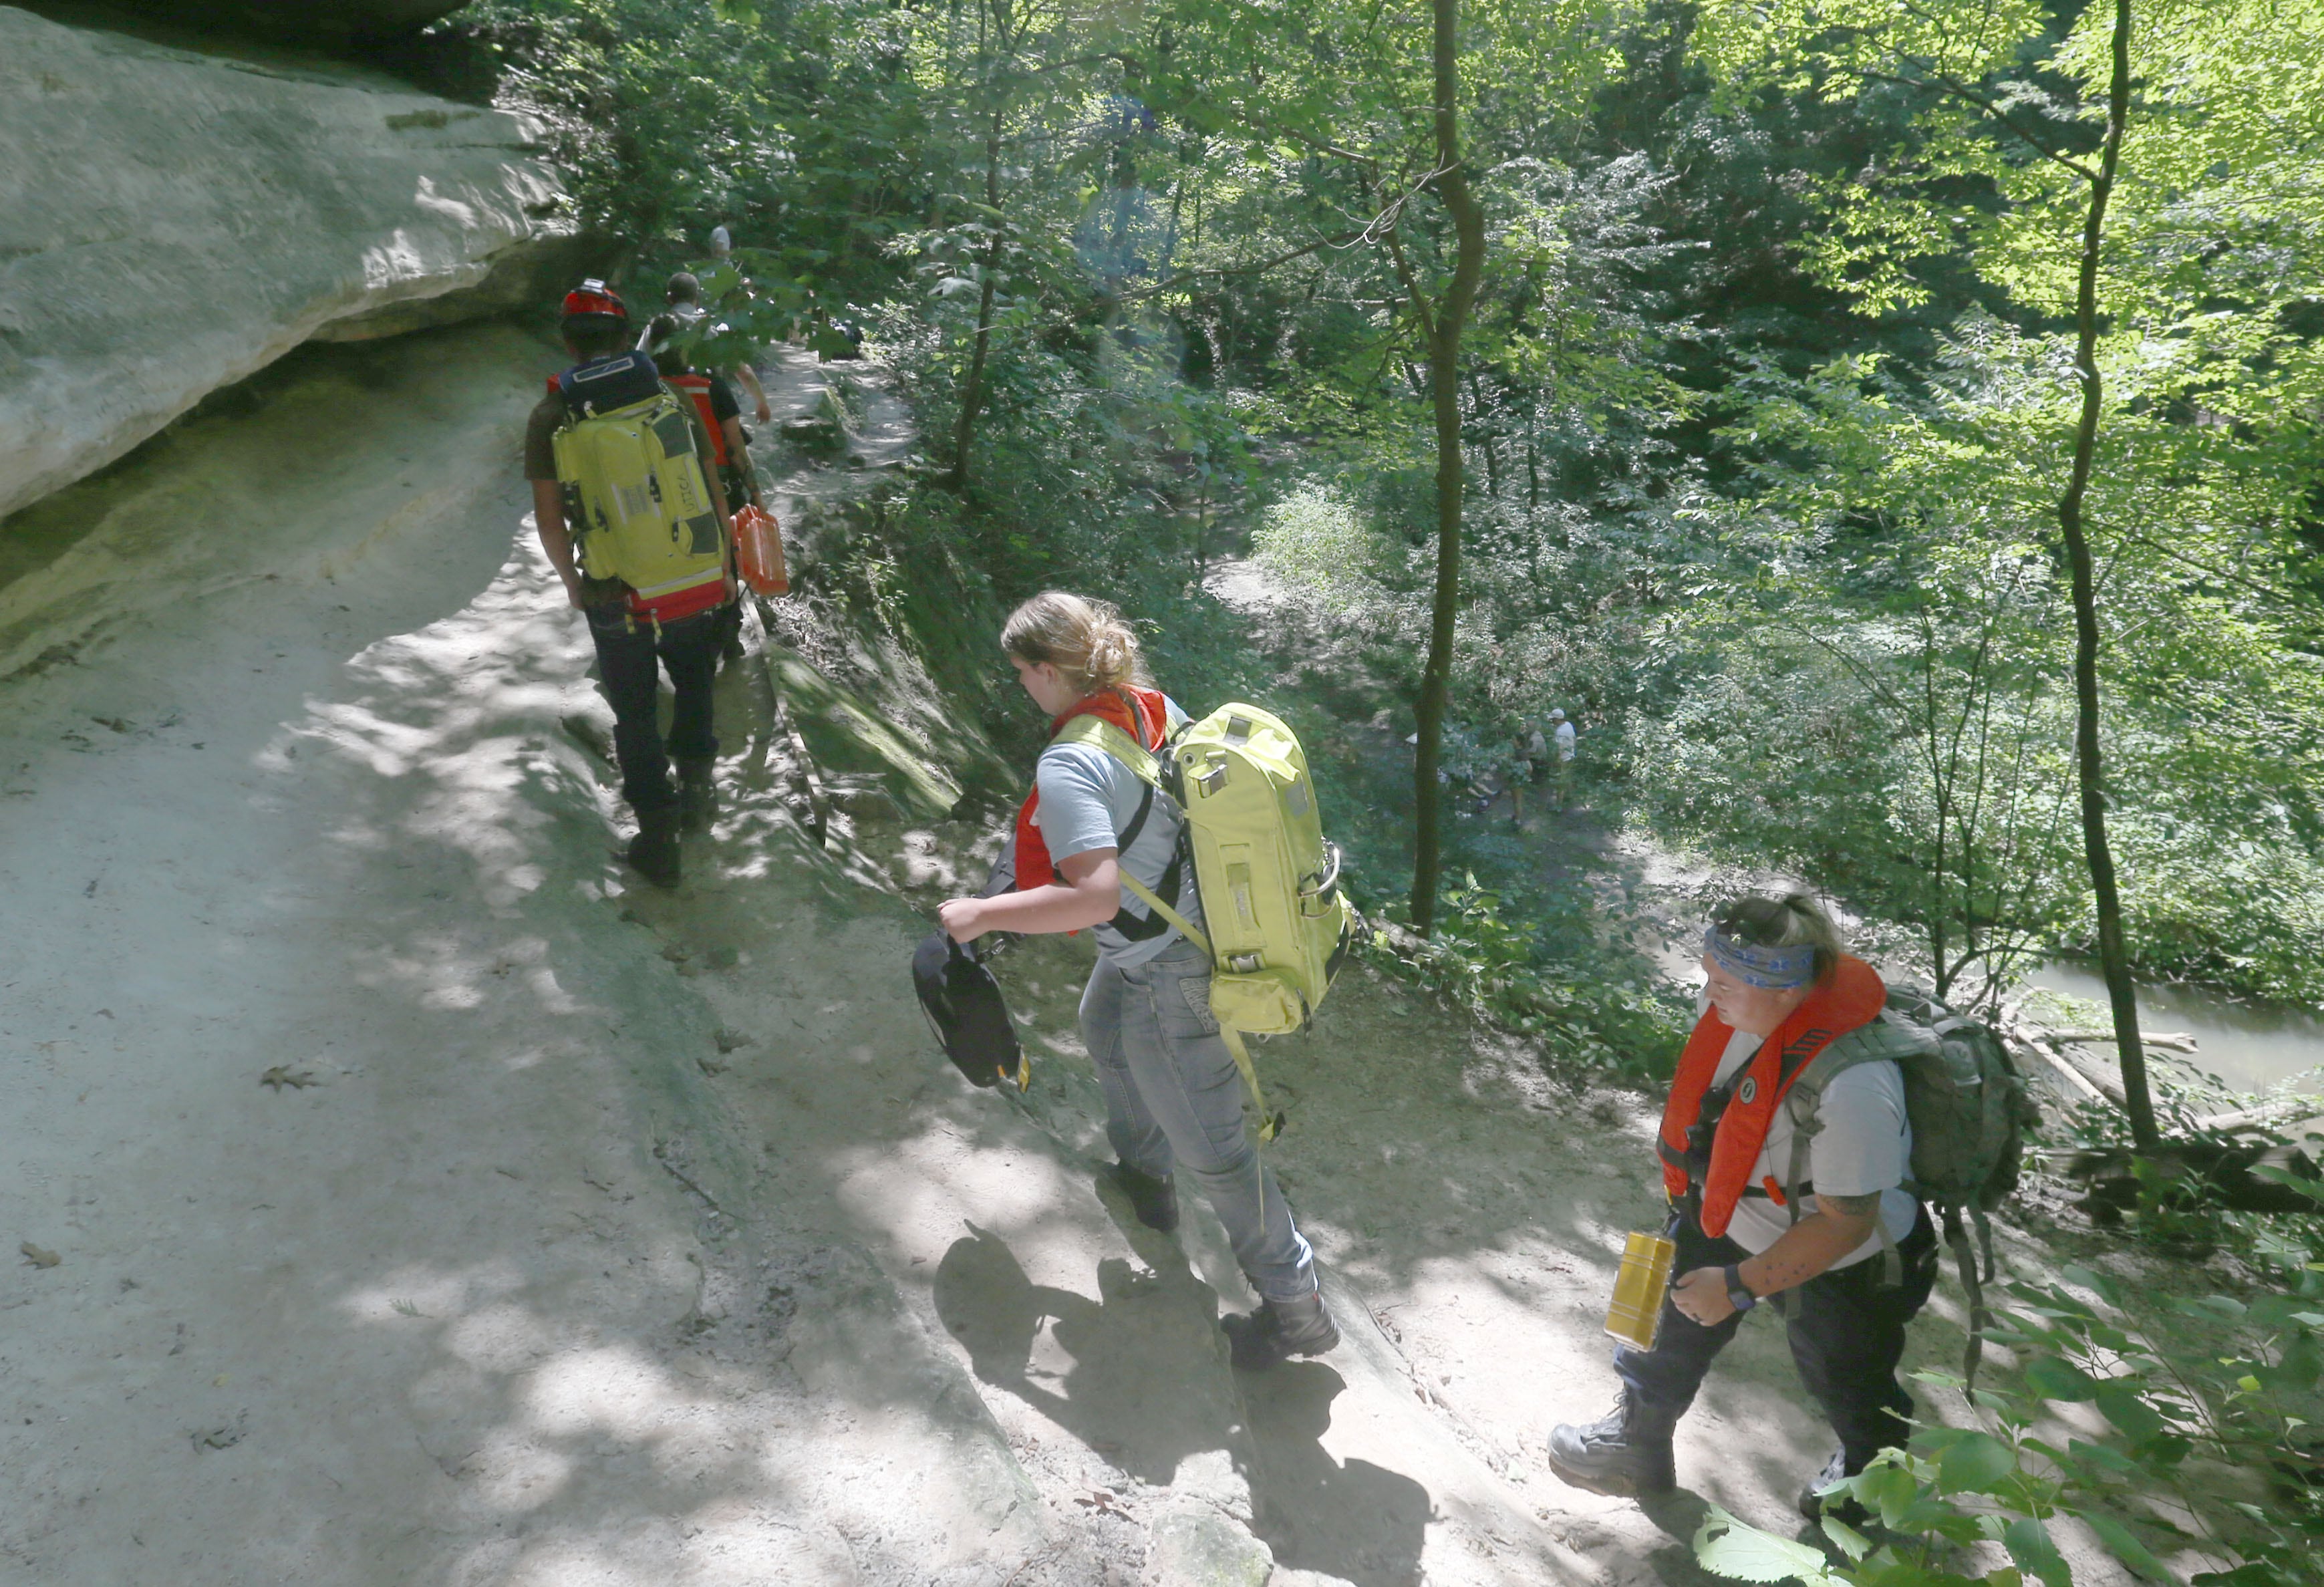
[1709,1024,1918,1266]
[1033,702,1205,968]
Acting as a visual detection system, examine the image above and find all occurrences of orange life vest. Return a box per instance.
[1656,956,1888,1238]
[666,373,732,469]
[1013,686,1170,890]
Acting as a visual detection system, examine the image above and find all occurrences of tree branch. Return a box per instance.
[1854,68,2101,184]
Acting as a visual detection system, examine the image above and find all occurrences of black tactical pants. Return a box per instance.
[1614,1201,1939,1473]
[587,605,722,815]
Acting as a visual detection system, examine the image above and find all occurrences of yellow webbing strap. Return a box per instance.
[1117,871,1281,1143]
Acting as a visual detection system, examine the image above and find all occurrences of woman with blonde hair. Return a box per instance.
[939,591,1338,1368]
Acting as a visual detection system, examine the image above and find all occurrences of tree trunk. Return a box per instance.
[944,108,1007,493]
[1408,0,1489,936]
[2059,0,2156,1149]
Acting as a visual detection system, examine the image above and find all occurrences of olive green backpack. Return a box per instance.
[1781,991,2042,1383]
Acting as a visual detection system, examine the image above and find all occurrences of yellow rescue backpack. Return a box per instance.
[549,353,728,615]
[1056,703,1358,1139]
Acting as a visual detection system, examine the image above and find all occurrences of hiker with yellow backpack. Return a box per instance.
[937,592,1356,1369]
[525,281,735,889]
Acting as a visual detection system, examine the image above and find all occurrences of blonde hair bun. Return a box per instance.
[1001,591,1151,698]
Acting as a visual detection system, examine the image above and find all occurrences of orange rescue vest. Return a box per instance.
[1656,956,1888,1238]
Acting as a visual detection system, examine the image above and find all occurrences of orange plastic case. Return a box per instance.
[733,504,788,595]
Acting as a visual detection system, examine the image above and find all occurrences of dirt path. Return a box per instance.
[0,327,2022,1586]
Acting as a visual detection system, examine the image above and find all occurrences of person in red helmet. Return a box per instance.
[525,279,734,887]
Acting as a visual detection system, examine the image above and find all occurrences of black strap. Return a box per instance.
[1108,839,1188,942]
[1055,720,1194,946]
[1115,782,1155,855]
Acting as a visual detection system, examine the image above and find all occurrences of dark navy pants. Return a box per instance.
[587,605,723,815]
[1615,1201,1939,1473]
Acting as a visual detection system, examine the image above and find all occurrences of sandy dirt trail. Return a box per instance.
[0,323,1995,1586]
[0,327,1039,1584]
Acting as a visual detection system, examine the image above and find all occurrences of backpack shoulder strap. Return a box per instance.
[1786,1016,1934,1113]
[1048,714,1207,952]
[1051,713,1165,789]
[1775,1014,1932,1284]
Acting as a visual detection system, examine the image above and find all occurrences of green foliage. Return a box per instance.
[1356,875,1689,1080]
[464,0,925,331]
[1695,1258,2324,1587]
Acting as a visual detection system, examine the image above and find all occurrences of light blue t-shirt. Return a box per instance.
[1033,700,1206,968]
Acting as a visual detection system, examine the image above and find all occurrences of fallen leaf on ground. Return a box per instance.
[259,1066,317,1091]
[20,1242,60,1268]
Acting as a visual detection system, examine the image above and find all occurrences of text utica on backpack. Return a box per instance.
[1773,988,2041,1385]
[1056,703,1359,1141]
[549,353,728,617]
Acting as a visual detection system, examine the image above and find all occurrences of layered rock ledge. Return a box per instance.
[0,3,582,521]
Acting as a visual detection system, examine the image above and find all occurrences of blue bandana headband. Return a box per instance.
[1703,925,1817,990]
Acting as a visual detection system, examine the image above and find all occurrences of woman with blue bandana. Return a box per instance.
[1548,893,1940,1523]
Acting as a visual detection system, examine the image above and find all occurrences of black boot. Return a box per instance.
[625,805,682,889]
[1107,1162,1179,1232]
[1798,1449,1870,1526]
[676,758,718,835]
[1222,1286,1340,1370]
[1546,1390,1679,1496]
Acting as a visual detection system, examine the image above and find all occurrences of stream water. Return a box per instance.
[2021,962,2324,1097]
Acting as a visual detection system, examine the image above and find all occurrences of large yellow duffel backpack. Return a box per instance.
[549,352,729,616]
[1056,703,1359,1138]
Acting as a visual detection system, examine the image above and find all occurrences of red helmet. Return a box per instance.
[559,279,627,323]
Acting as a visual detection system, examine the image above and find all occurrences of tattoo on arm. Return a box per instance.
[1820,1191,1882,1218]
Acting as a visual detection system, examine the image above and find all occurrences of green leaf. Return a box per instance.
[2002,1517,2073,1587]
[1938,1431,2018,1495]
[1823,1516,1872,1562]
[2022,1356,2099,1402]
[1694,1504,1842,1586]
[2082,1513,2174,1582]
[1863,1461,1922,1527]
[2094,1383,2167,1445]
[2061,1266,2124,1310]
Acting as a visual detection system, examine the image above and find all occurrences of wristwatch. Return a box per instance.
[1723,1264,1758,1314]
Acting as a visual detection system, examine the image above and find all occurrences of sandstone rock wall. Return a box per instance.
[0,4,582,522]
[99,1,467,39]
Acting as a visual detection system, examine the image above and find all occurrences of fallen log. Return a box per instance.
[2044,1028,2199,1054]
[2003,1025,2112,1107]
[2190,1099,2324,1135]
[2061,1138,2323,1219]
[1998,1016,2124,1108]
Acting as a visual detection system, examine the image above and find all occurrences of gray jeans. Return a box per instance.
[1081,939,1316,1303]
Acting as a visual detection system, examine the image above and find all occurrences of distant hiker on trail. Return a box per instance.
[1548,893,1939,1521]
[1546,707,1576,808]
[664,269,772,426]
[645,310,764,666]
[936,592,1342,1370]
[527,280,734,889]
[645,312,763,518]
[1505,716,1548,827]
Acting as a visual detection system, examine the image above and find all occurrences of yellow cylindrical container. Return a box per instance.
[1603,1230,1679,1351]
